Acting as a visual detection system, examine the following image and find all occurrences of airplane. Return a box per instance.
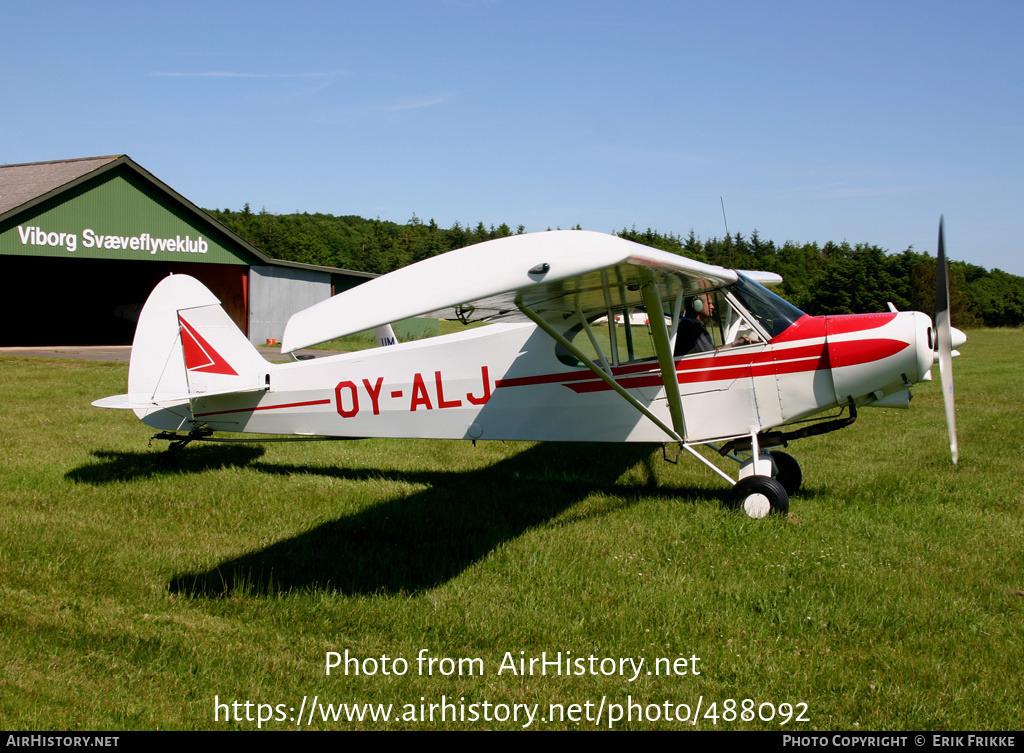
[93,222,966,518]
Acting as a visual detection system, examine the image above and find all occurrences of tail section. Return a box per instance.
[374,323,399,348]
[94,274,270,429]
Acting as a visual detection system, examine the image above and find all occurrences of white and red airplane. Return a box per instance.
[94,225,965,518]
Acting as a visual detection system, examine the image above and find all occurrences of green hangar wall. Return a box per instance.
[0,156,369,346]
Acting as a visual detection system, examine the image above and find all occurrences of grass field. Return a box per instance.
[0,329,1021,730]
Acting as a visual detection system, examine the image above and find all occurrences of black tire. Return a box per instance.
[770,451,802,496]
[729,475,790,518]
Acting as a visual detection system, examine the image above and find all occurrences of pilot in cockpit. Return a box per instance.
[674,294,716,355]
[674,291,759,356]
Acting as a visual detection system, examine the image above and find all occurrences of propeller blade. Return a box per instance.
[935,216,959,464]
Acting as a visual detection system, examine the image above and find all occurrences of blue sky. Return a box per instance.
[4,0,1023,275]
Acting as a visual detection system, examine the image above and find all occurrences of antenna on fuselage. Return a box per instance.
[720,196,732,267]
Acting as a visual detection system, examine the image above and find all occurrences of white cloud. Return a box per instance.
[378,94,454,112]
[318,92,457,123]
[151,70,348,79]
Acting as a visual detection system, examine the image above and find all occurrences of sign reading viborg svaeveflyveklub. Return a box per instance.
[0,165,254,265]
[16,225,210,256]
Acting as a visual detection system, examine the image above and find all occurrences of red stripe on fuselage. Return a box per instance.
[194,398,332,418]
[565,347,830,393]
[770,314,896,343]
[497,334,907,395]
[826,312,897,335]
[829,338,908,368]
[769,315,827,343]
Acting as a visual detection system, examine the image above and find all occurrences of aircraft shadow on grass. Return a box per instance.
[68,445,269,483]
[68,442,718,596]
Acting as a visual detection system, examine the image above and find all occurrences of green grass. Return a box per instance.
[0,330,1022,730]
[308,319,484,352]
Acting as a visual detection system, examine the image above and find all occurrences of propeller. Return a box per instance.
[935,216,959,464]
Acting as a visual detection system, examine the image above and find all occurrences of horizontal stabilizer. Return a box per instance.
[91,394,146,410]
[93,381,270,411]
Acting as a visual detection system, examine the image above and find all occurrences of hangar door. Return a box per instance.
[0,257,246,346]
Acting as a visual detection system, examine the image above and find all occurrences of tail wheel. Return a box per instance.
[769,451,802,496]
[729,476,790,519]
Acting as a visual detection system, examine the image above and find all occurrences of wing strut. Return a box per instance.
[575,304,612,376]
[516,303,683,443]
[639,271,687,439]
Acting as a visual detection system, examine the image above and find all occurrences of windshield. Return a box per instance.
[729,274,805,338]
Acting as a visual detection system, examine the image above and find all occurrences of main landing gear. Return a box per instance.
[723,449,801,518]
[714,406,854,518]
[671,437,804,519]
[729,474,790,518]
[768,450,802,496]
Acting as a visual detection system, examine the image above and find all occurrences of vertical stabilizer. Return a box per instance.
[126,275,269,425]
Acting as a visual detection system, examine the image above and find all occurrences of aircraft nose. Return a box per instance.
[929,325,968,364]
[950,327,967,351]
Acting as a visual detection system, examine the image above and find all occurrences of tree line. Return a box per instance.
[205,206,1024,328]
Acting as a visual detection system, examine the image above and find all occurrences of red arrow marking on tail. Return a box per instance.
[178,314,238,376]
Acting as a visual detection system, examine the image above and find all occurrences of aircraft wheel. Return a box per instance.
[769,451,802,496]
[729,476,790,519]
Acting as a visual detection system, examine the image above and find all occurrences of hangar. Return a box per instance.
[0,155,373,346]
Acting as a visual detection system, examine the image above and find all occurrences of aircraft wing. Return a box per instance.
[281,230,781,352]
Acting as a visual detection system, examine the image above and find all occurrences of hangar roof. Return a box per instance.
[0,156,120,215]
[0,155,373,279]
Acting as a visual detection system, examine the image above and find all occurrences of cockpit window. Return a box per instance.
[674,288,764,356]
[553,277,799,368]
[730,274,806,338]
[555,310,658,368]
